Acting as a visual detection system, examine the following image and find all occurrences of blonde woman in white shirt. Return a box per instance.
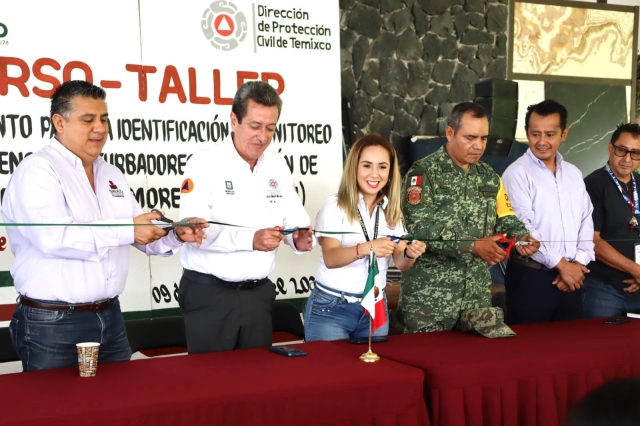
[304,135,427,341]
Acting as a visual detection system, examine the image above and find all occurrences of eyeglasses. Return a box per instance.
[611,142,640,161]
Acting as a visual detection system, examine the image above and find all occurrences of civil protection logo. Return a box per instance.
[201,1,247,51]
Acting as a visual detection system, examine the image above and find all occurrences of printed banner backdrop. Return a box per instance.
[0,0,342,322]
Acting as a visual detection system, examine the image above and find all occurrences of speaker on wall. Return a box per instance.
[474,79,519,99]
[474,97,518,121]
[474,79,519,140]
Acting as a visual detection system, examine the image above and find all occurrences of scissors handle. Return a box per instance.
[494,234,516,258]
[276,226,307,235]
[151,209,174,235]
[150,209,173,224]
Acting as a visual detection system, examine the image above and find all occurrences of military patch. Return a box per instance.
[440,165,452,173]
[410,175,422,186]
[406,186,422,205]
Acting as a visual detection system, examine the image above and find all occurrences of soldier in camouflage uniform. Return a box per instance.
[400,102,539,333]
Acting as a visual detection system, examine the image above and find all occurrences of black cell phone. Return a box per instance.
[347,336,389,344]
[269,345,307,357]
[603,317,631,325]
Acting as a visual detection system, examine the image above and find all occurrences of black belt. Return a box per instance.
[510,255,553,272]
[19,296,117,312]
[183,269,269,290]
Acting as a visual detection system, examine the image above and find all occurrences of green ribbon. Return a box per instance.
[0,222,638,244]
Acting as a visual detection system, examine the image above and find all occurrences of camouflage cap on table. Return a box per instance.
[458,307,516,338]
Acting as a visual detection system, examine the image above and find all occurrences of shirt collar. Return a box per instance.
[49,137,104,168]
[439,144,477,174]
[358,193,389,210]
[226,135,265,169]
[525,148,563,169]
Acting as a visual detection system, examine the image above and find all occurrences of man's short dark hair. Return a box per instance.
[611,123,640,144]
[231,81,282,124]
[568,378,640,426]
[50,80,106,120]
[447,102,488,133]
[525,99,568,130]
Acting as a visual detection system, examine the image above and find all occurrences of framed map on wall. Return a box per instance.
[508,0,638,121]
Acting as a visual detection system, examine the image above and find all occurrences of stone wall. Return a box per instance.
[340,0,509,146]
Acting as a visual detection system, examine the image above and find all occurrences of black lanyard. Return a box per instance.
[356,205,380,242]
[356,205,380,267]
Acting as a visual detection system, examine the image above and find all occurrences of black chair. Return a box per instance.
[0,327,19,363]
[407,136,529,176]
[271,301,304,341]
[125,316,187,354]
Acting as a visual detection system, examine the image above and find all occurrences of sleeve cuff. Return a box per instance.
[115,219,135,246]
[458,235,474,255]
[536,252,563,270]
[286,232,317,254]
[574,251,593,266]
[164,229,183,247]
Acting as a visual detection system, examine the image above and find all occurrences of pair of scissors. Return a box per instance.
[494,234,529,259]
[387,234,415,244]
[389,234,413,244]
[275,226,310,236]
[151,209,175,235]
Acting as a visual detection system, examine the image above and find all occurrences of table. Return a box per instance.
[0,341,429,426]
[333,318,640,426]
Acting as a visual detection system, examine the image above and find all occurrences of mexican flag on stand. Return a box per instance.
[361,251,387,332]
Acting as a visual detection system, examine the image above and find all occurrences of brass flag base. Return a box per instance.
[359,316,381,363]
[359,349,380,363]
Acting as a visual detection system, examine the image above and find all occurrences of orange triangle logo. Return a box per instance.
[181,178,194,194]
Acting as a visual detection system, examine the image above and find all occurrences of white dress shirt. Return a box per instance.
[314,195,406,294]
[1,139,182,303]
[502,149,595,269]
[179,141,311,281]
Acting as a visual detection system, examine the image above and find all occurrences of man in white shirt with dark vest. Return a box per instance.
[2,81,208,371]
[178,81,314,353]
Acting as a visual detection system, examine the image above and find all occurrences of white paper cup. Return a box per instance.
[76,342,100,377]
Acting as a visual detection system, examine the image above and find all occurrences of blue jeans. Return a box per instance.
[583,276,640,318]
[9,297,132,371]
[303,284,389,342]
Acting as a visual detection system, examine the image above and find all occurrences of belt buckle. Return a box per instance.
[237,280,253,290]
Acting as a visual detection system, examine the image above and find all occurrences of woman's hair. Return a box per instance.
[337,134,402,226]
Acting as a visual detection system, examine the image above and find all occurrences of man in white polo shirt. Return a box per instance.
[2,80,208,371]
[178,81,314,353]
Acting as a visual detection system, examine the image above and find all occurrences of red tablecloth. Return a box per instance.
[0,341,429,426]
[333,318,640,426]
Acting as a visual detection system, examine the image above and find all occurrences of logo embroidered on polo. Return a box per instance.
[108,181,124,197]
[267,179,281,203]
[180,178,194,194]
[225,180,235,195]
